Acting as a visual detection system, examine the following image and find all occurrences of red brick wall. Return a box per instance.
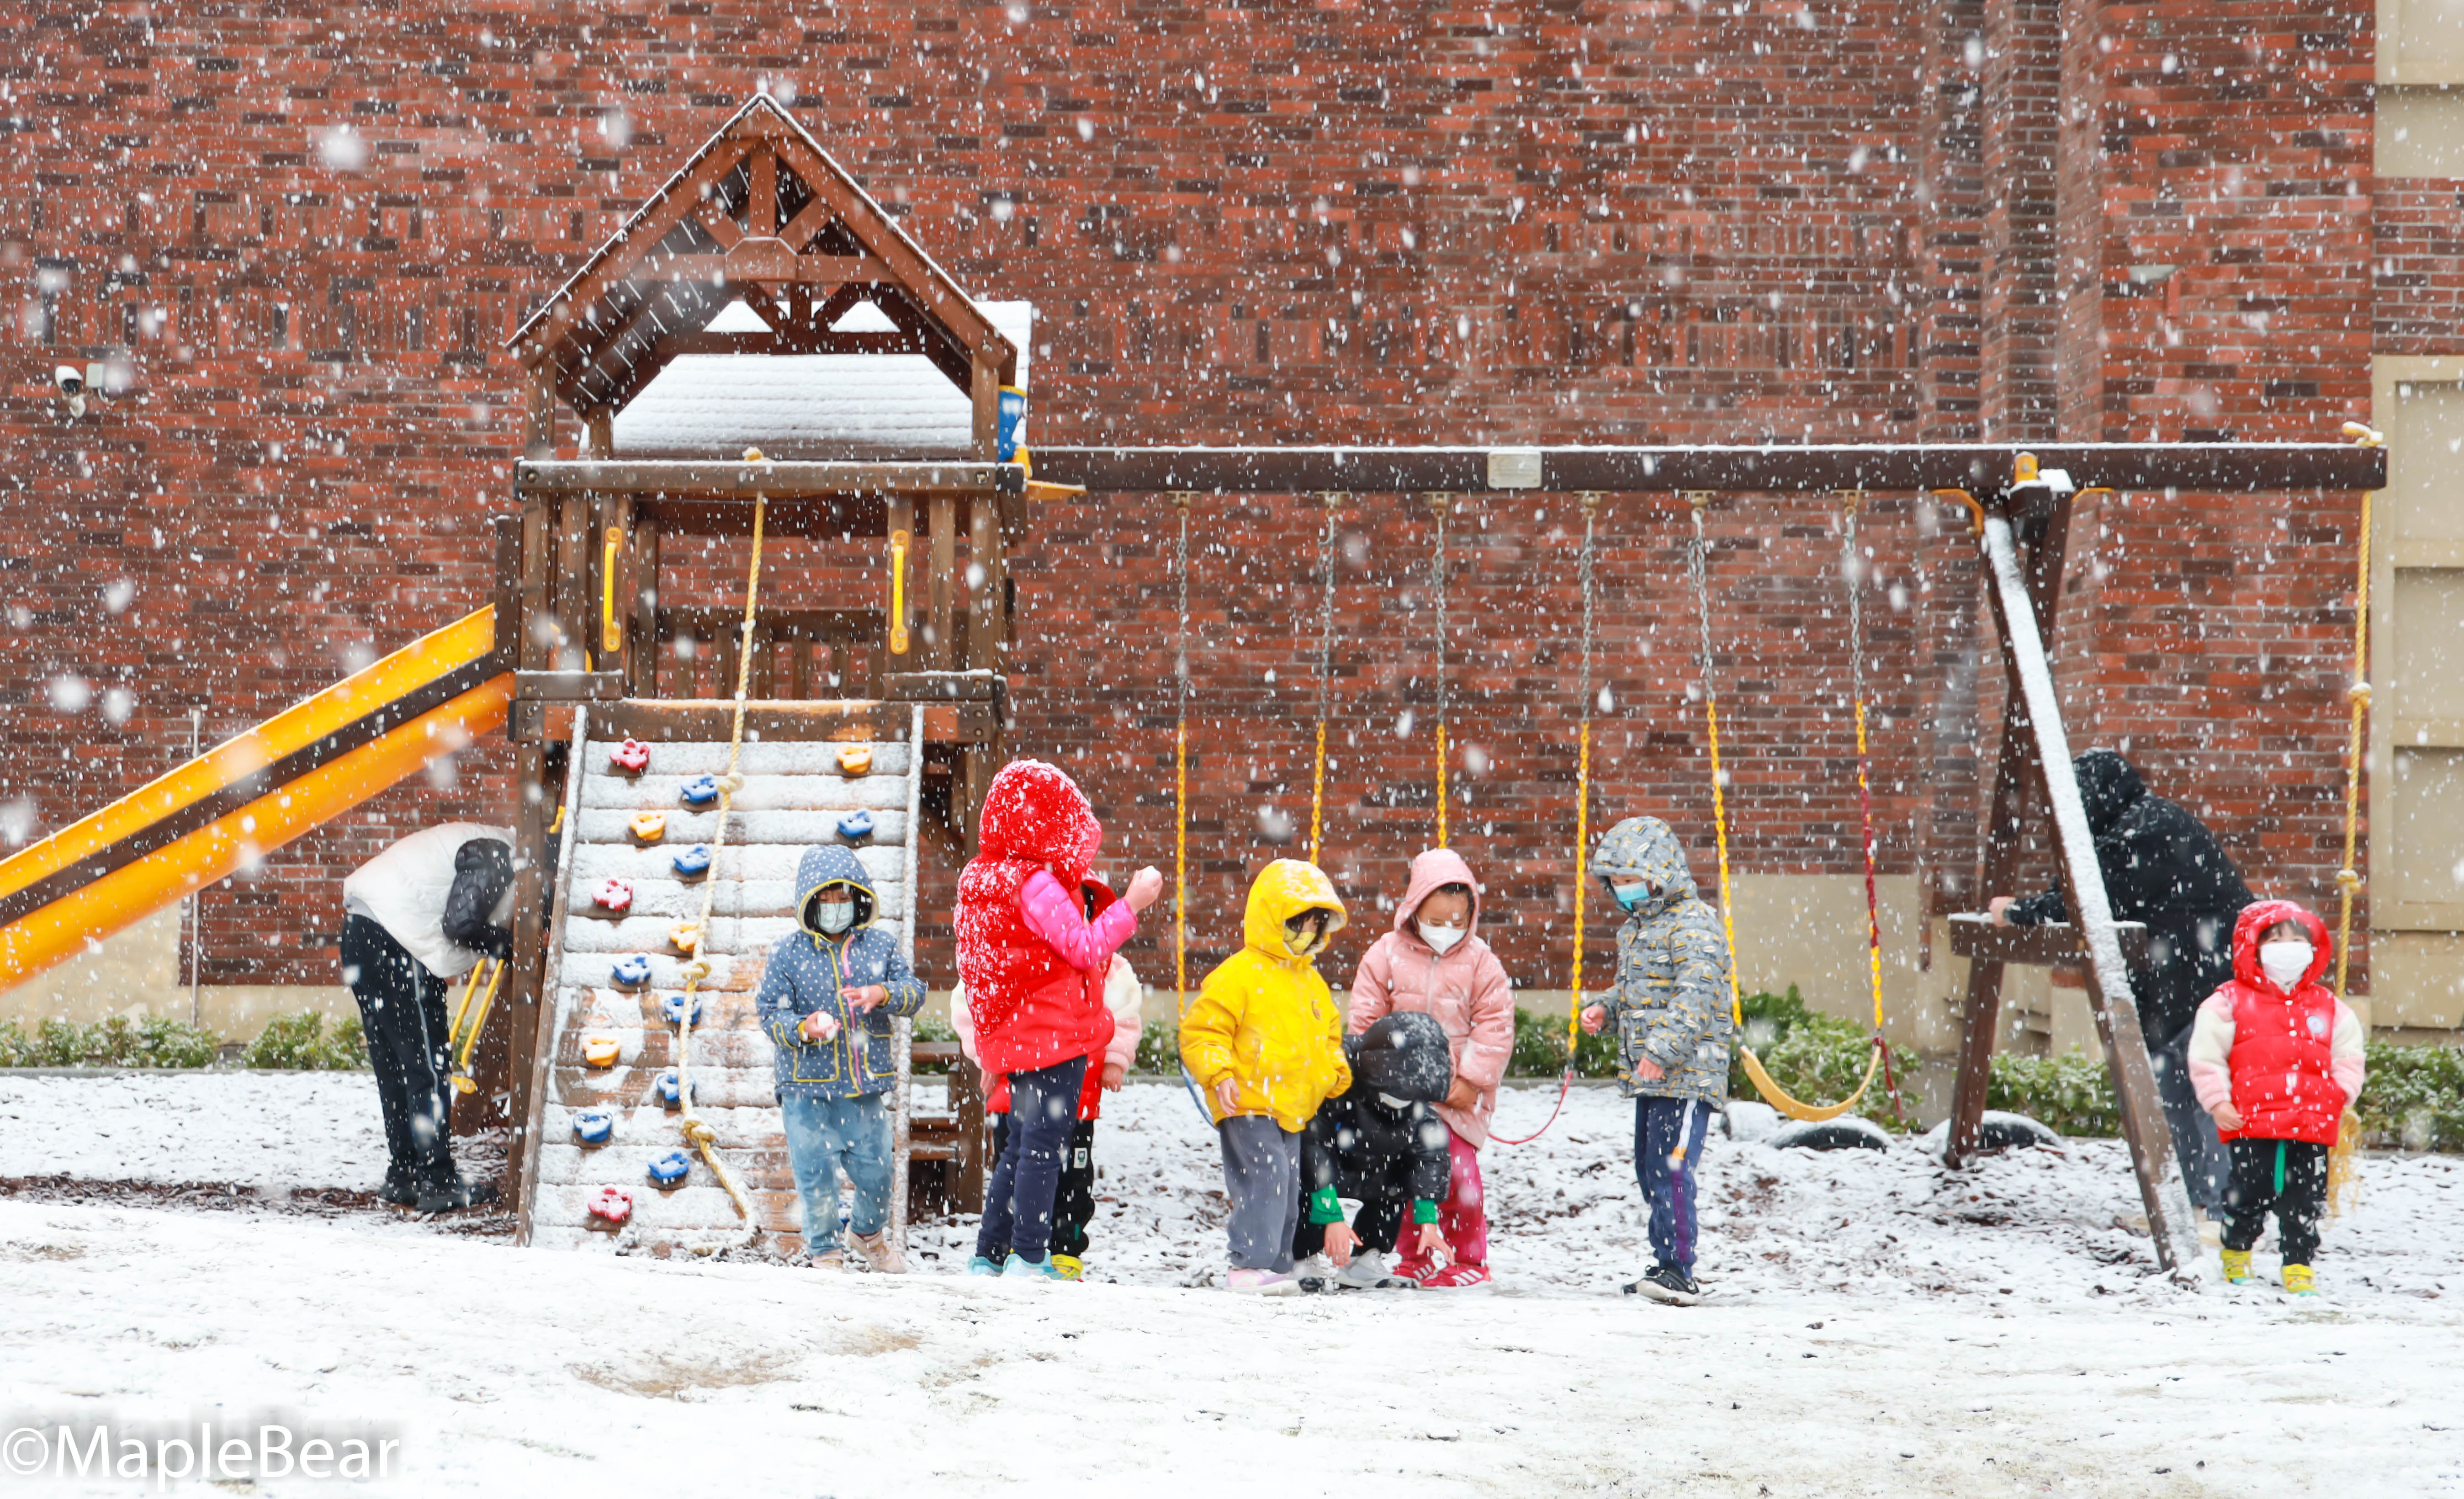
[0,0,2391,999]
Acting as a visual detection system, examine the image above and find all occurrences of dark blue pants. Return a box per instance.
[974,1056,1089,1264]
[1634,1096,1712,1273]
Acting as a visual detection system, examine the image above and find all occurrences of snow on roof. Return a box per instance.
[611,300,1033,458]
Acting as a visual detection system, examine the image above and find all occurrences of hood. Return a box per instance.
[976,759,1102,884]
[1240,858,1349,962]
[1393,846,1482,945]
[795,844,878,937]
[1349,1010,1454,1103]
[1593,816,1698,918]
[2229,898,2331,993]
[2073,749,2146,837]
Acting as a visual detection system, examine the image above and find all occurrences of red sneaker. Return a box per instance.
[1388,1255,1434,1286]
[1418,1262,1491,1290]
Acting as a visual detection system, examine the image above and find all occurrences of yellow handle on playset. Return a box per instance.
[601,527,625,654]
[887,529,911,655]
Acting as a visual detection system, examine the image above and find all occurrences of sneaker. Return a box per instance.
[1337,1249,1415,1291]
[965,1255,1004,1277]
[1388,1253,1435,1286]
[378,1165,416,1207]
[2220,1247,2253,1285]
[1293,1253,1340,1292]
[1624,1264,1703,1305]
[1048,1254,1085,1281]
[413,1173,477,1214]
[2281,1263,2318,1297]
[1003,1253,1068,1281]
[1419,1261,1492,1290]
[848,1230,906,1275]
[1226,1267,1303,1295]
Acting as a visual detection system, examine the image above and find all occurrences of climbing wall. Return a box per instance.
[521,717,931,1254]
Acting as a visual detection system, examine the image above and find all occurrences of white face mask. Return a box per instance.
[2259,939,2313,992]
[1419,921,1466,955]
[815,901,856,936]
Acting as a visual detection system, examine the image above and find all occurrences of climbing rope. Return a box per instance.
[669,448,768,1227]
[1688,495,1888,1124]
[2329,420,2384,1215]
[1490,492,1602,1148]
[1309,492,1340,865]
[1425,492,1452,848]
[1170,494,1213,1127]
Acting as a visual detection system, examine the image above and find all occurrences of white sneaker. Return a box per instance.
[848,1230,906,1275]
[1293,1253,1339,1289]
[1340,1249,1404,1289]
[1226,1267,1302,1295]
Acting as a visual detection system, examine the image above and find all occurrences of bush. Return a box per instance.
[910,1012,956,1074]
[0,1015,220,1069]
[1135,1019,1182,1076]
[2358,1042,2464,1151]
[240,1011,369,1071]
[1986,1052,2121,1138]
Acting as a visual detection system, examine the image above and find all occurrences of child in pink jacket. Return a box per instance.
[1348,847,1515,1288]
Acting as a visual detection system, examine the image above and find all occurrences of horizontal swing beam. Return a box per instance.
[1033,442,2385,496]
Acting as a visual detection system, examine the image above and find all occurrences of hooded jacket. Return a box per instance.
[1348,847,1516,1146]
[1302,1015,1457,1226]
[1594,816,1735,1103]
[341,822,518,979]
[2187,900,2363,1146]
[754,844,927,1101]
[1180,859,1354,1132]
[954,760,1128,1078]
[950,878,1146,1121]
[2005,750,2255,1044]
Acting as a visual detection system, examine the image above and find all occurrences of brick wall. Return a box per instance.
[0,0,2393,1002]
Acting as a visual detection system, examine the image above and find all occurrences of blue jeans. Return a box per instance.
[780,1092,892,1252]
[974,1056,1089,1264]
[1635,1096,1712,1272]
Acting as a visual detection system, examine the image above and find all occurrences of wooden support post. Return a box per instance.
[585,406,614,459]
[500,490,562,1198]
[1947,503,2071,1168]
[929,493,957,670]
[953,1055,989,1213]
[629,513,661,698]
[966,494,1001,672]
[554,493,590,672]
[1980,511,2201,1277]
[523,367,556,460]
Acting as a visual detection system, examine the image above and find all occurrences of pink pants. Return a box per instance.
[1399,1128,1489,1270]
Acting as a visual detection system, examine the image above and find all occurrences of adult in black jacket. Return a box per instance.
[1990,749,2254,1212]
[1293,1012,1457,1291]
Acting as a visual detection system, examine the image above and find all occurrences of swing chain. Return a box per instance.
[1171,493,1194,1015]
[1312,492,1341,865]
[1424,492,1452,848]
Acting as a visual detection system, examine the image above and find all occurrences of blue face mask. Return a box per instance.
[1612,882,1654,912]
[814,897,857,935]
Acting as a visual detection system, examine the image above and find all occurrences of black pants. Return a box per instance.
[2221,1137,2328,1266]
[1292,1173,1410,1260]
[341,914,457,1187]
[986,1114,1098,1260]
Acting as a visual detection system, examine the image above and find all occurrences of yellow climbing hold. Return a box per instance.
[582,1034,621,1068]
[837,744,874,776]
[630,810,667,843]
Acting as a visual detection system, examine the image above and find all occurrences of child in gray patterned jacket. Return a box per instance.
[1579,815,1735,1306]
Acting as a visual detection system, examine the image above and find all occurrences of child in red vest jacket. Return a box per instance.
[954,760,1160,1280]
[2187,899,2365,1295]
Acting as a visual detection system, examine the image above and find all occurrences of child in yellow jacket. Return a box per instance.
[1180,859,1352,1294]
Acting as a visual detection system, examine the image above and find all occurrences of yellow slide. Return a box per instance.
[0,608,514,991]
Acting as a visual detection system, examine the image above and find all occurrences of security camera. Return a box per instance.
[53,365,83,396]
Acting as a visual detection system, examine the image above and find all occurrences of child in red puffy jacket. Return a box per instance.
[953,760,1160,1281]
[2187,899,2365,1296]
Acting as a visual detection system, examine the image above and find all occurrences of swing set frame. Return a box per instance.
[1050,438,2386,1278]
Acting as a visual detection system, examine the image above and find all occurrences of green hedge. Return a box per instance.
[239,1011,369,1071]
[2358,1042,2464,1151]
[0,1015,222,1069]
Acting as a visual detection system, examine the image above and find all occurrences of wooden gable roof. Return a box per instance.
[509,95,1017,423]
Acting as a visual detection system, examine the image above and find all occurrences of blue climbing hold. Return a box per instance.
[646,1150,692,1187]
[837,810,875,842]
[572,1109,615,1144]
[680,774,720,808]
[610,955,652,987]
[659,992,705,1028]
[654,1070,693,1107]
[671,844,713,878]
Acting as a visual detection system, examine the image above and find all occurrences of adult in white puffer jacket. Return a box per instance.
[339,822,517,1212]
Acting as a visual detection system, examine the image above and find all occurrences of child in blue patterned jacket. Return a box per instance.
[755,843,926,1272]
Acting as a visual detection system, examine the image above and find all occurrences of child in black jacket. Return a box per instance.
[1293,1011,1457,1291]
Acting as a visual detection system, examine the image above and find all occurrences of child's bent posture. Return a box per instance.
[754,845,927,1272]
[2188,899,2364,1295]
[1293,1011,1457,1291]
[1580,816,1735,1306]
[954,761,1160,1281]
[1182,859,1352,1294]
[1348,847,1515,1288]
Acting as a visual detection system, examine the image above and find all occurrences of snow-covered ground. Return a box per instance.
[3,1073,2461,1495]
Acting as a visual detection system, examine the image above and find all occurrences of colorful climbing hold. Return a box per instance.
[680,774,720,807]
[610,955,652,987]
[629,810,667,843]
[671,844,713,879]
[593,877,635,913]
[646,1150,693,1187]
[659,992,705,1028]
[667,923,702,956]
[837,809,875,842]
[609,739,652,773]
[581,1034,622,1068]
[654,1069,692,1107]
[837,744,874,776]
[587,1186,634,1226]
[572,1109,615,1143]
